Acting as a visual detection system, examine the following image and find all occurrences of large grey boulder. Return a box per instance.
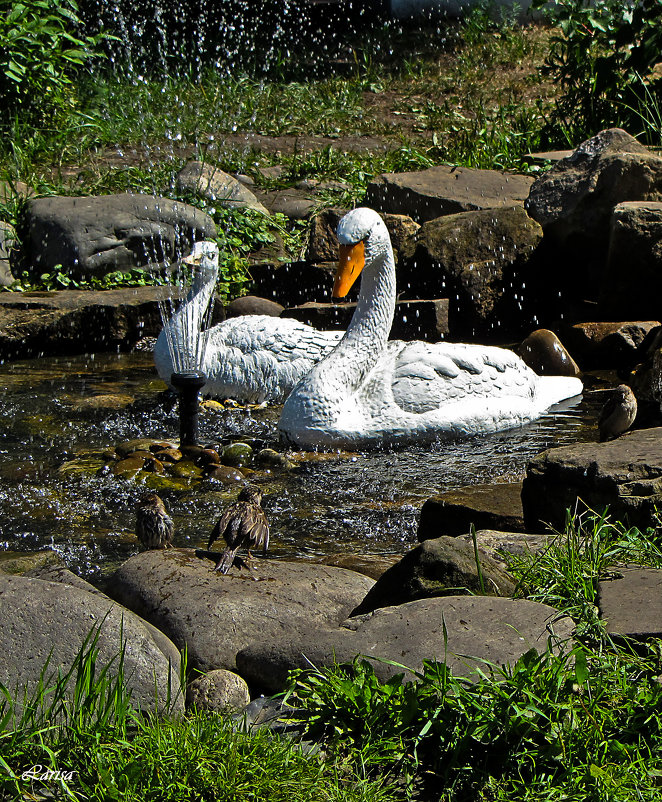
[236,596,574,692]
[366,165,534,223]
[599,201,662,320]
[20,194,217,278]
[0,574,183,717]
[398,205,543,337]
[521,428,662,533]
[108,549,374,674]
[350,536,516,617]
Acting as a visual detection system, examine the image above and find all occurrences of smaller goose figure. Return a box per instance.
[207,486,269,573]
[598,384,637,441]
[153,241,343,404]
[136,493,174,550]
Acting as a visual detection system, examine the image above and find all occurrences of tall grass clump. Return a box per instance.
[1,625,391,801]
[286,509,662,800]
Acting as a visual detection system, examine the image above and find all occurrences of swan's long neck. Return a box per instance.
[325,243,395,390]
[159,262,217,374]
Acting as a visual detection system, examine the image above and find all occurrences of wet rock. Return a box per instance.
[108,549,374,673]
[154,447,183,463]
[563,320,660,370]
[518,329,580,377]
[236,596,574,692]
[19,194,217,278]
[225,295,284,318]
[254,448,296,470]
[0,286,169,360]
[521,428,662,533]
[168,460,203,480]
[418,483,525,541]
[599,201,662,320]
[283,298,450,341]
[398,206,543,337]
[0,549,63,576]
[0,574,183,716]
[193,448,221,469]
[112,455,147,478]
[186,669,250,712]
[598,567,662,640]
[204,465,247,485]
[176,161,270,215]
[262,190,316,219]
[526,129,662,244]
[222,442,253,467]
[59,456,108,478]
[366,165,534,223]
[351,536,516,616]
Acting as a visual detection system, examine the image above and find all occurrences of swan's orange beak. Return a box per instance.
[333,241,365,300]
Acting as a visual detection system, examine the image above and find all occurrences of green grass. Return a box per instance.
[4,511,662,801]
[284,510,662,800]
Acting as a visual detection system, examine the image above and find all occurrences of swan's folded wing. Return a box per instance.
[390,341,536,414]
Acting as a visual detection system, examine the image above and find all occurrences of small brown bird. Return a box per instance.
[207,486,269,574]
[136,493,174,550]
[598,384,637,441]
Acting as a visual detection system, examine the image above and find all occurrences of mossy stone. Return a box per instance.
[222,442,253,467]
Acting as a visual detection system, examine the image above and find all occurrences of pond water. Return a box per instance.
[0,351,603,584]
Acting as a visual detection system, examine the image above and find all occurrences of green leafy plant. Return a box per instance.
[0,0,110,127]
[533,0,662,143]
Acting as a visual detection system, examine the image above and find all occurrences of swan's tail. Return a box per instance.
[535,375,583,410]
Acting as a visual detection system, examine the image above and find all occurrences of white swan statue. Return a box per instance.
[153,241,343,404]
[278,207,583,449]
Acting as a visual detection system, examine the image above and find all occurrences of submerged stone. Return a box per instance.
[222,442,253,467]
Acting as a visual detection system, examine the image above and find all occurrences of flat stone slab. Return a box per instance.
[366,165,534,222]
[0,286,222,360]
[0,574,183,717]
[108,549,374,673]
[236,595,574,692]
[283,298,450,341]
[418,483,525,540]
[598,567,662,639]
[522,428,662,533]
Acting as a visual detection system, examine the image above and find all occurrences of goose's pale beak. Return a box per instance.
[183,253,200,266]
[333,241,365,300]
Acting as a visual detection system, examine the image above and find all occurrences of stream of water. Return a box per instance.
[0,351,602,583]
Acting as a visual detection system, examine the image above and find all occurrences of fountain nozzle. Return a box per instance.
[171,371,206,447]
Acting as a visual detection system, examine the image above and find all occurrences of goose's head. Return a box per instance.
[184,240,219,290]
[334,208,391,300]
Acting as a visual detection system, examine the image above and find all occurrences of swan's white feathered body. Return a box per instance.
[278,208,583,449]
[153,242,343,404]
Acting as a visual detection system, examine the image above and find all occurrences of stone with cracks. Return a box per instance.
[108,549,374,674]
[366,165,534,223]
[20,194,217,278]
[521,428,662,533]
[236,596,574,692]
